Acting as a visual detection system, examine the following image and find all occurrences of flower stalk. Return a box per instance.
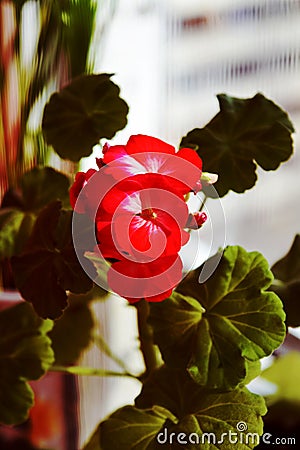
[135,299,160,377]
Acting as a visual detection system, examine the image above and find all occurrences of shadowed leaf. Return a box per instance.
[42,74,129,161]
[0,302,54,425]
[180,93,294,197]
[50,294,95,365]
[0,167,70,260]
[12,202,95,319]
[20,166,70,211]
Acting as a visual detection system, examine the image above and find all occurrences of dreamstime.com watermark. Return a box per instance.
[156,422,296,446]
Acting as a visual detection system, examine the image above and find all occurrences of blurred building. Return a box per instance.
[161,0,300,142]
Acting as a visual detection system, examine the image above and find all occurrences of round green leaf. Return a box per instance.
[149,246,286,389]
[180,93,294,197]
[42,74,129,161]
[85,368,266,449]
[135,367,266,450]
[0,302,54,425]
[86,405,176,450]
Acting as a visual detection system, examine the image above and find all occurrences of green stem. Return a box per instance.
[51,365,137,379]
[135,299,160,377]
[199,194,208,212]
[271,278,285,287]
[93,333,130,373]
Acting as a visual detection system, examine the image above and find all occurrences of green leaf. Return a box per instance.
[62,0,97,78]
[149,246,286,389]
[149,292,205,368]
[86,368,266,449]
[12,202,96,319]
[42,74,129,161]
[261,352,300,405]
[20,166,70,211]
[180,93,294,197]
[86,405,176,450]
[244,360,261,386]
[0,168,70,260]
[272,235,300,283]
[50,294,95,365]
[0,302,54,425]
[271,235,300,327]
[0,209,35,259]
[84,427,103,450]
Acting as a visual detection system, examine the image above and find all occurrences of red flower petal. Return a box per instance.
[102,144,127,163]
[69,169,97,213]
[107,254,183,302]
[126,134,175,155]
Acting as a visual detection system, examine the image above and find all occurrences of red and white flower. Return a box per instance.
[69,134,210,303]
[101,134,203,195]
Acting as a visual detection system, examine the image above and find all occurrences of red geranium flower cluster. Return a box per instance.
[70,135,206,303]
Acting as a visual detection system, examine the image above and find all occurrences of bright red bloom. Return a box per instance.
[107,253,183,303]
[97,174,189,261]
[69,134,206,303]
[69,168,97,214]
[101,134,203,195]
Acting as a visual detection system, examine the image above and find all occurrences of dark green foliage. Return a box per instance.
[181,93,294,197]
[12,202,95,319]
[0,303,54,425]
[42,74,129,161]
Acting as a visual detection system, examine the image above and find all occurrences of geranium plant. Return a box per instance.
[0,3,299,450]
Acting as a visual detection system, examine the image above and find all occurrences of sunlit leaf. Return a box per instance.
[0,302,54,425]
[261,352,300,405]
[271,235,300,327]
[180,93,294,197]
[42,74,129,161]
[12,202,95,319]
[149,246,286,389]
[85,405,176,450]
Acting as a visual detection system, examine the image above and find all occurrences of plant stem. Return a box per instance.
[51,365,137,379]
[93,333,130,373]
[199,194,208,212]
[135,299,160,377]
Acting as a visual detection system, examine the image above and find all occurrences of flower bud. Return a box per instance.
[186,211,207,229]
[96,157,105,168]
[201,172,218,185]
